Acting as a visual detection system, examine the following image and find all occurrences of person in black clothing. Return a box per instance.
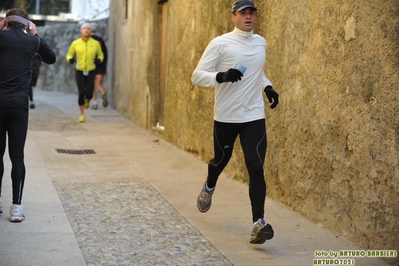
[0,8,56,222]
[28,55,42,109]
[90,22,108,109]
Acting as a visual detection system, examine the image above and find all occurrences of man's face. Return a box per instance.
[81,26,91,38]
[231,8,257,32]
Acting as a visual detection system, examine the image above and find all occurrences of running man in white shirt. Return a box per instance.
[191,0,279,244]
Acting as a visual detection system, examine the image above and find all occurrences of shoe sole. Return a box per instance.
[10,215,25,223]
[250,224,274,244]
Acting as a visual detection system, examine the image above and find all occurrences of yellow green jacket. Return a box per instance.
[66,37,104,71]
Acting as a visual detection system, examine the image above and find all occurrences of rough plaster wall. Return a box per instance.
[110,1,159,128]
[259,0,399,257]
[35,20,112,104]
[110,0,399,259]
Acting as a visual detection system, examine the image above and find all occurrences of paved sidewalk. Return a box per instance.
[0,90,391,266]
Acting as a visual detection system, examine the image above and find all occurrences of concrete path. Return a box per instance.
[0,90,392,266]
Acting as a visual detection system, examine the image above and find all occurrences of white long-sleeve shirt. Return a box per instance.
[191,27,272,123]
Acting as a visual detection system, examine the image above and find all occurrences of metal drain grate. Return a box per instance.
[56,149,96,155]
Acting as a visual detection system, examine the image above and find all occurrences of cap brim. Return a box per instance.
[236,5,257,12]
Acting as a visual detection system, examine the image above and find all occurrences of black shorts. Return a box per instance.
[95,66,106,75]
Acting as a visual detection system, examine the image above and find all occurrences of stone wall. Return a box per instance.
[35,19,112,104]
[109,0,399,261]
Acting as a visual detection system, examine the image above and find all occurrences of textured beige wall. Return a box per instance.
[110,1,399,260]
[261,1,399,257]
[109,1,160,128]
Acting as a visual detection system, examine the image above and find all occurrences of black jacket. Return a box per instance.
[91,34,108,67]
[0,27,56,109]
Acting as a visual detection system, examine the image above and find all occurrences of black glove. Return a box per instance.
[216,68,243,83]
[264,86,279,109]
[69,58,75,64]
[94,58,102,65]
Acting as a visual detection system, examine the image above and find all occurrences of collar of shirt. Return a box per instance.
[232,27,253,38]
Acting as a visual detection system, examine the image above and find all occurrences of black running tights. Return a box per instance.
[206,119,267,223]
[75,70,95,106]
[0,108,28,205]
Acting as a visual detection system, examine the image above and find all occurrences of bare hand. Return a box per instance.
[0,18,6,30]
[27,21,37,36]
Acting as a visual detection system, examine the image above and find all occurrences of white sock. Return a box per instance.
[205,184,214,192]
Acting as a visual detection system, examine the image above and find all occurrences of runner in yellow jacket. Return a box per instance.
[66,22,104,122]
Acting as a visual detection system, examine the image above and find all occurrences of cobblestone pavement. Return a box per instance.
[54,181,232,266]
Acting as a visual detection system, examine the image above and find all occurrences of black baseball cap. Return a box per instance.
[232,0,257,13]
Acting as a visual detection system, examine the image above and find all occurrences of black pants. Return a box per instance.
[75,70,95,106]
[29,60,41,102]
[207,119,267,223]
[0,108,28,205]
